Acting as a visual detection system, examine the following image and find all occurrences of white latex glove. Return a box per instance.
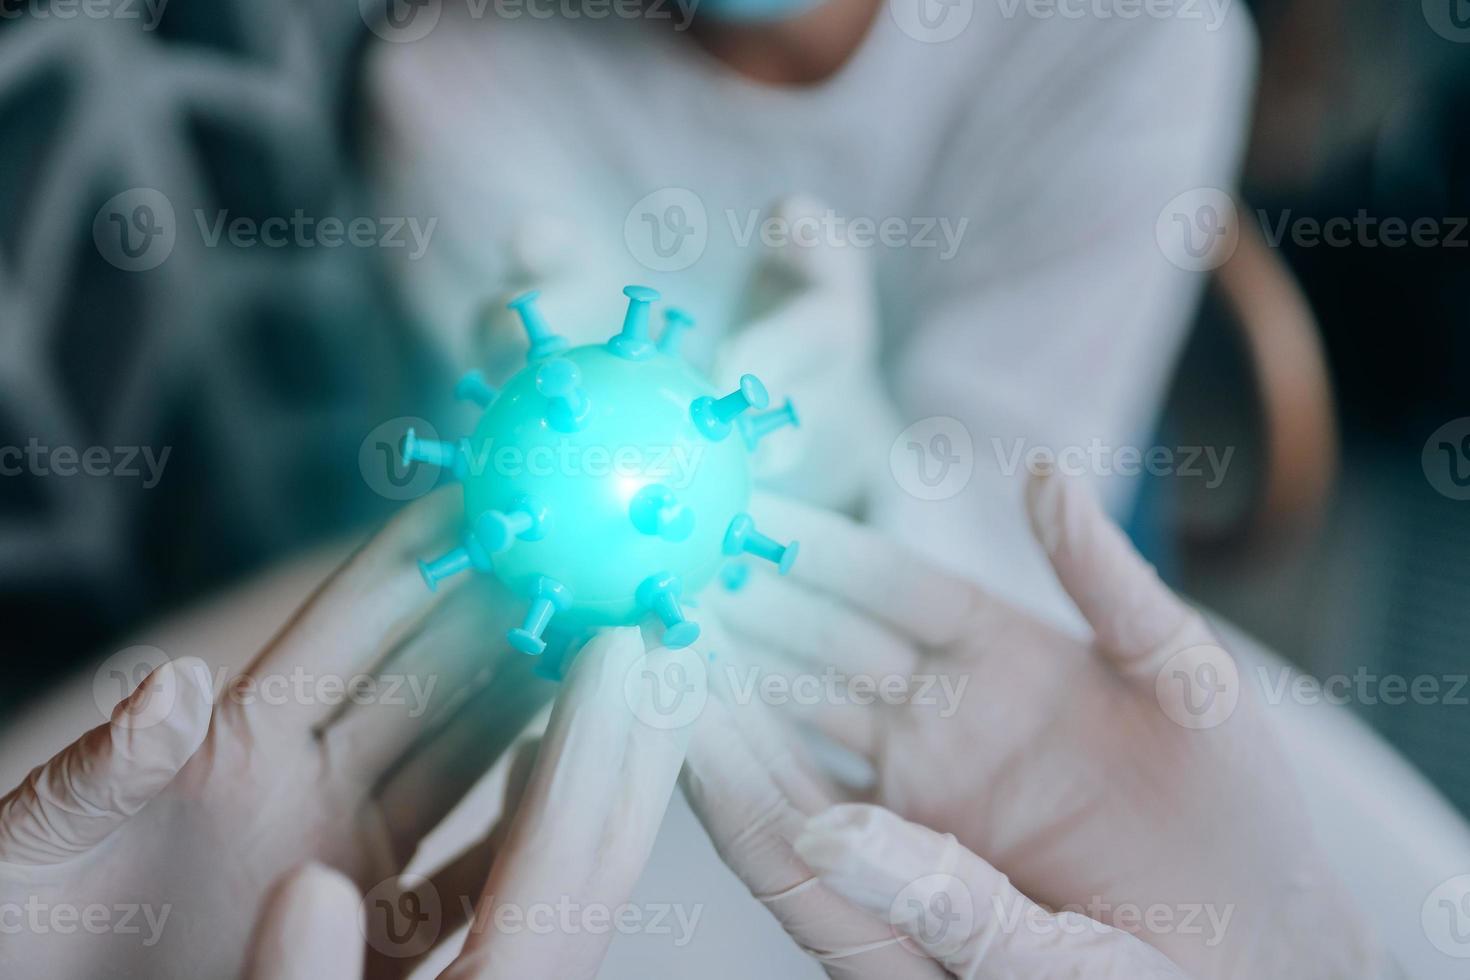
[243,626,690,980]
[0,487,554,980]
[795,803,1193,979]
[701,471,1381,980]
[712,194,899,513]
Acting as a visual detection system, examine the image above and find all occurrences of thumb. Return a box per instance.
[245,863,365,980]
[0,655,213,865]
[1025,468,1217,679]
[795,804,1192,980]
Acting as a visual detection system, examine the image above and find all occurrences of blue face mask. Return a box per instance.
[690,0,826,22]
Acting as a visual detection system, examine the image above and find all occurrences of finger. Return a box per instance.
[750,492,986,648]
[245,486,467,729]
[711,632,881,761]
[0,656,212,865]
[245,863,365,980]
[440,627,689,979]
[323,579,522,783]
[365,740,543,980]
[374,650,554,857]
[796,804,1191,980]
[681,677,943,979]
[706,573,922,680]
[1025,470,1216,679]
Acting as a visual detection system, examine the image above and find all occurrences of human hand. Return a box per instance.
[713,194,898,513]
[698,472,1379,979]
[0,487,553,979]
[241,626,690,980]
[678,635,1192,978]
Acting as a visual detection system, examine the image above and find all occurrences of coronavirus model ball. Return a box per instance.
[402,285,801,656]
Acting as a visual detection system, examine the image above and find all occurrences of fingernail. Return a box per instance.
[1024,468,1067,557]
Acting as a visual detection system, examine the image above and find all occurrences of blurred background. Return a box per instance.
[0,0,1466,812]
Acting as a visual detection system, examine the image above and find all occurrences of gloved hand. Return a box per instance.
[712,194,899,513]
[699,471,1381,980]
[679,630,1191,978]
[0,487,554,980]
[242,626,691,980]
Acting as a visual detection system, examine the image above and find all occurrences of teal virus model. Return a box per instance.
[403,285,801,656]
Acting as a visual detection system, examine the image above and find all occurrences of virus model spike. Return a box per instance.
[401,428,465,479]
[739,397,800,450]
[691,374,769,440]
[659,308,695,356]
[723,512,799,575]
[607,285,659,360]
[454,369,497,408]
[637,572,700,648]
[508,576,573,655]
[508,290,569,361]
[536,358,591,432]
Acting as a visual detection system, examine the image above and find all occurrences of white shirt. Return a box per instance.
[366,0,1256,626]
